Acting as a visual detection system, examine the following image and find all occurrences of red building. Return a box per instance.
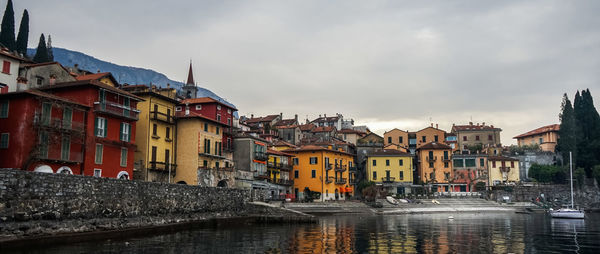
[39,79,142,179]
[0,89,88,174]
[179,97,237,151]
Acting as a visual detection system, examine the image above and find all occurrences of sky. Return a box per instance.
[18,0,600,145]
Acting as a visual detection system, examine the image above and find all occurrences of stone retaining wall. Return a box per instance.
[491,182,600,208]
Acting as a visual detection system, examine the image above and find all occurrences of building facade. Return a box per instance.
[416,142,453,192]
[451,122,502,153]
[513,124,559,152]
[451,154,488,192]
[366,149,414,195]
[384,128,409,150]
[488,156,520,186]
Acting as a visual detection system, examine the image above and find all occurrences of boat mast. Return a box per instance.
[570,151,574,209]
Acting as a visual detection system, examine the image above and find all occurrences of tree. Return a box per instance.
[32,34,50,63]
[572,89,600,175]
[15,9,27,55]
[46,34,53,61]
[557,93,577,165]
[0,0,15,50]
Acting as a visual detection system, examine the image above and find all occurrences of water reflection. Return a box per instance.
[13,213,600,253]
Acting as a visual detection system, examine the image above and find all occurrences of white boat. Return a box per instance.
[550,152,584,219]
[386,196,399,205]
[398,199,409,203]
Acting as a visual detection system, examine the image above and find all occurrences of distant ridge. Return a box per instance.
[26,47,236,109]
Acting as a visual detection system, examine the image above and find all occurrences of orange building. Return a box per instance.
[383,128,409,150]
[416,142,453,192]
[415,125,447,149]
[283,145,354,201]
[513,124,559,152]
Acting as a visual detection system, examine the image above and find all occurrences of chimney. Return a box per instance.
[431,123,433,127]
[319,114,321,118]
[280,112,283,119]
[436,124,438,129]
[324,113,326,118]
[251,114,254,119]
[295,114,298,122]
[167,83,170,88]
[185,104,190,116]
[469,122,473,125]
[482,122,485,126]
[491,125,494,128]
[49,75,56,86]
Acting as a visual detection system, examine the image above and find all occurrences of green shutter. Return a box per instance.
[128,124,132,142]
[120,123,124,141]
[103,119,107,137]
[94,117,99,136]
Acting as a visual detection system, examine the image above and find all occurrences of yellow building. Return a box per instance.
[416,142,453,192]
[514,124,559,152]
[174,109,232,186]
[122,85,177,183]
[270,140,298,151]
[284,145,355,201]
[366,149,414,194]
[266,149,295,197]
[488,156,520,186]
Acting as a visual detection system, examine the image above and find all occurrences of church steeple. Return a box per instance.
[183,60,197,99]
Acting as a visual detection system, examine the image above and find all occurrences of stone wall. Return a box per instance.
[491,181,600,208]
[0,169,251,222]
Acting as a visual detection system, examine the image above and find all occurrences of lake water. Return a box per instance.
[13,213,600,253]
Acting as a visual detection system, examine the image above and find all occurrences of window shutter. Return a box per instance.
[94,117,99,136]
[128,124,131,142]
[104,119,107,137]
[120,123,124,141]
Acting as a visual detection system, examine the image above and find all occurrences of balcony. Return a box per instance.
[325,163,333,171]
[267,162,293,171]
[253,171,270,180]
[426,156,437,162]
[150,111,174,124]
[198,166,235,171]
[254,152,268,161]
[33,113,85,134]
[443,157,451,162]
[381,177,396,183]
[335,178,347,185]
[34,147,83,164]
[94,102,139,121]
[276,179,294,186]
[223,127,234,135]
[198,152,225,159]
[325,177,334,184]
[148,161,177,174]
[499,166,511,173]
[335,164,347,172]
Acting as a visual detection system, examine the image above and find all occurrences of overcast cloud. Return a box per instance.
[19,0,600,144]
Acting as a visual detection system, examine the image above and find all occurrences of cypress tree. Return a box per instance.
[46,34,53,61]
[15,9,28,55]
[579,89,600,175]
[0,0,15,50]
[32,34,49,63]
[557,93,578,165]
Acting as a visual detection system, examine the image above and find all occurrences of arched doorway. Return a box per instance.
[33,165,53,173]
[217,179,228,188]
[177,181,187,185]
[335,188,339,200]
[57,166,73,174]
[116,171,129,180]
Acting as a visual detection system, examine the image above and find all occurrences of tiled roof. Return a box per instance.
[415,126,447,133]
[298,123,316,131]
[180,97,237,110]
[338,128,366,135]
[311,126,336,133]
[513,124,559,139]
[384,128,408,134]
[267,149,294,157]
[0,89,89,108]
[75,72,112,81]
[452,124,501,132]
[275,125,299,129]
[175,111,226,125]
[0,49,29,62]
[311,116,340,123]
[39,80,144,101]
[488,156,519,161]
[274,119,297,126]
[272,140,298,148]
[282,145,354,156]
[418,142,452,150]
[368,149,413,157]
[245,114,279,124]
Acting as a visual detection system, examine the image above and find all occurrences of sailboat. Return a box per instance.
[550,152,585,219]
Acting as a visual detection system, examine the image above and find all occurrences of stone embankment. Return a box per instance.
[490,182,600,209]
[0,169,313,245]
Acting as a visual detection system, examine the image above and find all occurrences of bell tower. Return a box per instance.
[182,61,197,99]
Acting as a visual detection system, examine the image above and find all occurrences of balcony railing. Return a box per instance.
[276,179,294,186]
[253,171,270,180]
[148,161,177,174]
[499,166,511,173]
[94,102,139,121]
[254,152,268,161]
[335,164,347,172]
[267,162,293,171]
[381,177,396,183]
[335,178,347,185]
[426,156,437,162]
[443,156,451,162]
[198,152,225,159]
[198,166,235,171]
[34,148,83,164]
[325,163,333,170]
[325,177,334,184]
[33,113,85,133]
[150,111,174,124]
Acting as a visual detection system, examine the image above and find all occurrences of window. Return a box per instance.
[465,159,476,167]
[399,159,403,166]
[95,117,107,137]
[492,161,496,168]
[311,170,316,178]
[227,118,231,125]
[399,136,403,143]
[0,100,8,118]
[217,114,221,121]
[444,173,450,181]
[429,162,434,168]
[372,160,376,166]
[120,148,127,167]
[386,159,390,166]
[422,136,426,142]
[475,135,480,141]
[41,102,51,125]
[95,144,103,164]
[511,161,515,168]
[94,169,102,177]
[204,123,208,132]
[488,135,492,141]
[123,98,130,117]
[166,127,171,139]
[294,170,299,178]
[63,107,72,129]
[151,146,157,162]
[309,157,317,164]
[36,77,43,85]
[39,131,48,158]
[203,160,208,167]
[216,127,220,134]
[434,135,439,142]
[217,105,221,110]
[387,137,392,143]
[454,159,464,167]
[2,60,10,74]
[61,136,70,160]
[399,171,404,180]
[539,138,543,144]
[176,106,182,112]
[444,162,449,168]
[227,109,231,114]
[120,123,131,142]
[480,158,485,167]
[372,171,377,180]
[293,158,299,165]
[99,90,106,109]
[195,105,202,110]
[0,133,8,148]
[463,136,467,141]
[443,151,449,160]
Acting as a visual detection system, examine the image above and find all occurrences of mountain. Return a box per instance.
[26,47,236,109]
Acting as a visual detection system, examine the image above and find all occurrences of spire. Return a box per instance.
[186,60,195,86]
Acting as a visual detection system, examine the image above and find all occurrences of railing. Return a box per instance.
[499,166,511,173]
[325,177,334,184]
[33,113,85,133]
[325,163,333,170]
[254,152,268,161]
[198,166,235,171]
[34,149,83,163]
[148,161,177,174]
[381,177,396,183]
[276,179,294,186]
[253,171,270,179]
[150,111,174,124]
[267,162,293,171]
[335,178,347,185]
[94,102,139,121]
[198,152,225,159]
[426,156,437,162]
[443,156,451,162]
[335,164,347,172]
